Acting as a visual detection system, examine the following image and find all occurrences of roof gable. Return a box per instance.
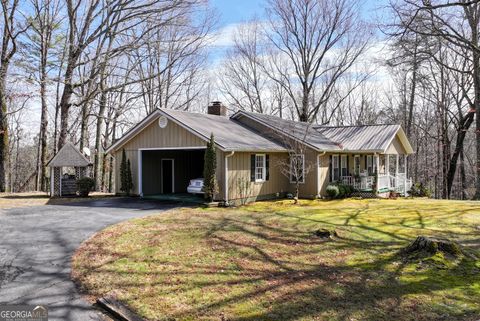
[106,109,287,153]
[47,142,90,167]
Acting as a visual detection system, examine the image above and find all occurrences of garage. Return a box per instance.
[140,148,205,196]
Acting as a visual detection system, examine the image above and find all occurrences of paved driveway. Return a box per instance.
[0,198,176,321]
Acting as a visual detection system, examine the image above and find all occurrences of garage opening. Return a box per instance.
[140,149,205,196]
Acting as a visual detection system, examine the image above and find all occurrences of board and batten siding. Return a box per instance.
[227,152,290,201]
[114,117,212,196]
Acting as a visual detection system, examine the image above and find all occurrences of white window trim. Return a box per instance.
[290,154,305,184]
[255,154,266,183]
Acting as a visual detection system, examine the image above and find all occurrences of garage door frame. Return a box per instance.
[138,146,206,197]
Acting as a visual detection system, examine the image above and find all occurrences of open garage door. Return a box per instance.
[140,148,205,196]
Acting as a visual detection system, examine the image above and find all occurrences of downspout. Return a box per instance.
[224,151,235,206]
[316,152,326,198]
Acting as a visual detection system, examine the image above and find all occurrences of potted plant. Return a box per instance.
[76,177,95,197]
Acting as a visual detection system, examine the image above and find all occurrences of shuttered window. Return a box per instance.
[255,154,266,182]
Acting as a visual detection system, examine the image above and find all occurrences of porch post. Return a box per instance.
[385,155,390,189]
[404,155,408,196]
[395,154,399,190]
[375,154,380,193]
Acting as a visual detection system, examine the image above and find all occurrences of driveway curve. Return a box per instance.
[0,198,176,321]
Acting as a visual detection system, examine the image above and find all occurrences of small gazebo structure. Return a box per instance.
[47,142,91,197]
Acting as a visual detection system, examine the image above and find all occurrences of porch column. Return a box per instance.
[395,154,399,190]
[375,154,380,193]
[404,155,408,196]
[385,155,390,189]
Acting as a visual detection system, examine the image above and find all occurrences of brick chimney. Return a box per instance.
[207,101,227,116]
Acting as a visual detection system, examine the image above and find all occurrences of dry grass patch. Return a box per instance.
[72,199,480,321]
[0,192,115,209]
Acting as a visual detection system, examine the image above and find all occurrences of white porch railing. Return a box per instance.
[341,173,413,195]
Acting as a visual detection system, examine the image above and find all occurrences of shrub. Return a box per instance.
[326,185,340,199]
[76,177,95,197]
[337,184,346,198]
[409,182,431,198]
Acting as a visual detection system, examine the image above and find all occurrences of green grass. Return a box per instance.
[72,198,480,321]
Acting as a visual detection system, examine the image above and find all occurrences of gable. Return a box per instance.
[385,135,407,155]
[120,115,207,150]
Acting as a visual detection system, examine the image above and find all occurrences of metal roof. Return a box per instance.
[153,109,286,152]
[315,124,402,152]
[47,142,90,167]
[107,108,413,154]
[231,111,342,151]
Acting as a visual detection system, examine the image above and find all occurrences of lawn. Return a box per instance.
[72,199,480,321]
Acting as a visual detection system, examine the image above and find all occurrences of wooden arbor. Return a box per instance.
[47,142,91,197]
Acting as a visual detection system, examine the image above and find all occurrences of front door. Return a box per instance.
[161,159,174,194]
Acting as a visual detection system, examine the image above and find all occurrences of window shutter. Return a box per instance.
[250,154,255,182]
[347,155,350,176]
[364,155,367,173]
[329,155,332,182]
[266,154,270,181]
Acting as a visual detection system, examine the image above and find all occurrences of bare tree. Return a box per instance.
[218,20,269,113]
[20,0,63,191]
[266,0,371,123]
[0,0,28,192]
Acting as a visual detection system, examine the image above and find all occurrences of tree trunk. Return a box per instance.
[38,61,48,191]
[0,66,9,192]
[57,55,76,150]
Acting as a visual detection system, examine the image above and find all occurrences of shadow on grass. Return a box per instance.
[73,206,480,321]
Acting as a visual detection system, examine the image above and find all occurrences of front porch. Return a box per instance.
[331,154,412,196]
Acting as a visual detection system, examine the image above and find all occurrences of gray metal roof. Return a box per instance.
[232,111,342,151]
[314,124,401,152]
[47,142,90,167]
[160,109,287,152]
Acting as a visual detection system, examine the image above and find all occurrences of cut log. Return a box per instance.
[314,228,338,239]
[404,236,462,257]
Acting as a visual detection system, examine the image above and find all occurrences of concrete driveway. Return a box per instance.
[0,198,176,321]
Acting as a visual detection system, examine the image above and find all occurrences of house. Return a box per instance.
[106,102,414,204]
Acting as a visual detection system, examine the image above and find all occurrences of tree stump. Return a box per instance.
[404,236,462,257]
[314,228,338,239]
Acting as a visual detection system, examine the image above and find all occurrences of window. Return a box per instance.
[332,155,340,182]
[341,155,348,177]
[255,154,266,182]
[354,155,360,175]
[290,154,305,183]
[367,155,373,175]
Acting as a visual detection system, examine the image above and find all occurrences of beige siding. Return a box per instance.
[122,118,206,150]
[114,117,207,195]
[227,152,290,201]
[318,154,330,195]
[385,135,407,155]
[292,148,319,199]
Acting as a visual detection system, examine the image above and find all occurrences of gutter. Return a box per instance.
[224,151,235,206]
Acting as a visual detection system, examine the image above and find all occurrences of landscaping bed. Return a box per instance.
[72,198,480,321]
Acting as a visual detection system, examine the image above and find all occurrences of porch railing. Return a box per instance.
[340,173,413,195]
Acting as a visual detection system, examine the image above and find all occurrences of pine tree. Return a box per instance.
[203,133,218,202]
[126,159,134,195]
[120,149,128,193]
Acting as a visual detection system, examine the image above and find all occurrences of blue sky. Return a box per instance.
[208,0,390,60]
[210,0,390,31]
